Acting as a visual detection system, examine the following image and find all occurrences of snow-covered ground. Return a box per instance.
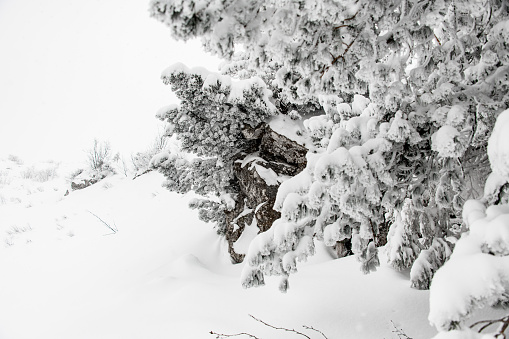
[0,157,501,339]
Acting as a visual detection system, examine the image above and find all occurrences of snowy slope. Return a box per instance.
[0,158,492,339]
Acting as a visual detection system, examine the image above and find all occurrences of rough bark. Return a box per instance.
[225,123,307,263]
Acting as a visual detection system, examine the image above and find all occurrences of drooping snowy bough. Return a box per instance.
[150,63,276,234]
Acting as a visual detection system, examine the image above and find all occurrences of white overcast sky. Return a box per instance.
[0,0,220,163]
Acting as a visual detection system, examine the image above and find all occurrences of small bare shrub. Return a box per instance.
[34,167,57,182]
[86,139,113,171]
[7,154,23,165]
[21,167,36,180]
[0,171,10,186]
[21,166,57,182]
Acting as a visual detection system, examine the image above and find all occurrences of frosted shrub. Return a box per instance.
[20,167,36,180]
[20,166,57,182]
[131,131,168,174]
[7,154,23,165]
[34,167,58,182]
[86,139,115,173]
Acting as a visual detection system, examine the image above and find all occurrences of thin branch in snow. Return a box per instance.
[302,325,328,339]
[210,315,329,339]
[209,331,260,339]
[87,210,118,235]
[390,320,413,339]
[470,315,509,338]
[248,314,312,339]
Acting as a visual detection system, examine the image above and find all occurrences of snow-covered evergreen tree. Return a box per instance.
[150,0,509,289]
